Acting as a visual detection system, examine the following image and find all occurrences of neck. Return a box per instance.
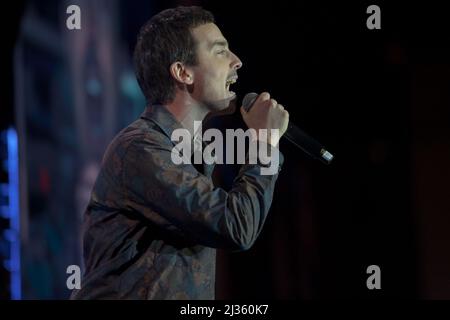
[165,93,209,140]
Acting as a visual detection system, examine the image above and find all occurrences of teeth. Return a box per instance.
[226,79,236,86]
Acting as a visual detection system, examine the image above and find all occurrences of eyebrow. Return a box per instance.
[209,40,229,50]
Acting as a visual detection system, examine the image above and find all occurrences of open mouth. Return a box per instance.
[226,77,237,92]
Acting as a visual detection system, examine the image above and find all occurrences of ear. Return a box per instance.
[169,62,194,85]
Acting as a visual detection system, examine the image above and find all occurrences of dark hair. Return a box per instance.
[134,6,215,105]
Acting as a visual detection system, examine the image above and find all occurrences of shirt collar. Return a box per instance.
[140,105,216,176]
[140,105,184,141]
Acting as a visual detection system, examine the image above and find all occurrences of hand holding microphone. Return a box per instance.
[241,92,334,165]
[239,92,290,148]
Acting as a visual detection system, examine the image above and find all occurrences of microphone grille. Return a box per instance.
[242,92,258,111]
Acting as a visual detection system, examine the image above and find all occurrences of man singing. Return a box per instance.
[71,6,289,299]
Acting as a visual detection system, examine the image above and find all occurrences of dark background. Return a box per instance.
[1,0,449,299]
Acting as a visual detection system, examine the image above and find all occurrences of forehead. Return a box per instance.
[191,23,227,48]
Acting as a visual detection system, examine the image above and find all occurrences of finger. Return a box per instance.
[256,92,270,103]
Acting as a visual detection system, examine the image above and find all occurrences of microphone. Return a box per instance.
[242,92,334,165]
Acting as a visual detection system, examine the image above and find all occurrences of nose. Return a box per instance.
[230,51,243,70]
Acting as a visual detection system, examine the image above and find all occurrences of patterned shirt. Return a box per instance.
[71,105,284,299]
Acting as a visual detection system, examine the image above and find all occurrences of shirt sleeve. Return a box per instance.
[121,132,284,251]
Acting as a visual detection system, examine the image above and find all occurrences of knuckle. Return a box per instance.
[260,92,270,101]
[270,99,277,107]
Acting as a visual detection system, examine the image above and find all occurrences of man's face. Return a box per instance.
[189,23,242,111]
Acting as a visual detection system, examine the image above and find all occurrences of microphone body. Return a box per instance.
[242,92,334,165]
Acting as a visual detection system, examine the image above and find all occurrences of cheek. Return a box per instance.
[193,61,226,94]
[203,71,223,90]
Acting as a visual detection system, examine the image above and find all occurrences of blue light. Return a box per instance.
[7,127,21,300]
